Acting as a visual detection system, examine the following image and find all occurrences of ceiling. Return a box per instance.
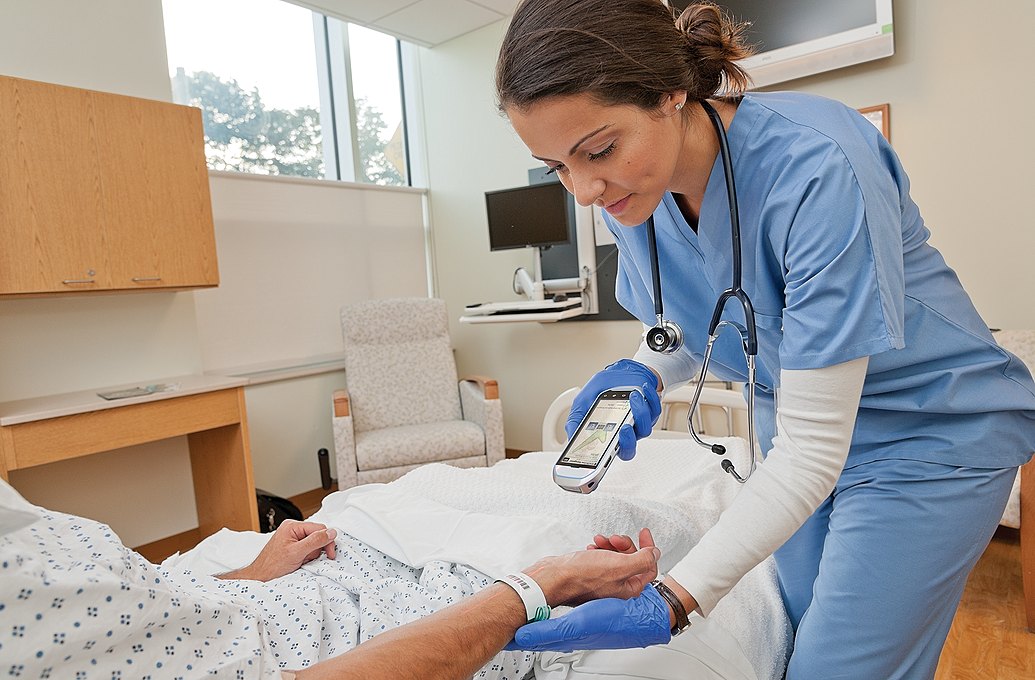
[284,0,520,47]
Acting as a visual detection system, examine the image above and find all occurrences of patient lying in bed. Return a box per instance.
[1,438,791,680]
[0,495,651,680]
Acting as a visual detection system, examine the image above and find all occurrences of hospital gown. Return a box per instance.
[0,509,534,679]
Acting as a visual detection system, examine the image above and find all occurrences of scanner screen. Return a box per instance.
[558,396,631,468]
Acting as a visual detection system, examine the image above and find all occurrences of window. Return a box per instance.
[346,24,407,185]
[162,0,409,186]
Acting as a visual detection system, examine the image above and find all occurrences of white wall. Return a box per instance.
[0,0,428,547]
[0,0,174,101]
[197,174,428,371]
[418,0,1035,451]
[0,0,205,547]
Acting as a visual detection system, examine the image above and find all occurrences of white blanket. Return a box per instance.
[169,438,791,680]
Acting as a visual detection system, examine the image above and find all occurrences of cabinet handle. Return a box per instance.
[131,277,163,283]
[61,278,96,285]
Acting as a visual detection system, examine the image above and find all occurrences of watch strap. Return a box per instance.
[652,580,691,635]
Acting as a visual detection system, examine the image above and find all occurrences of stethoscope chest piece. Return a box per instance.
[646,320,683,354]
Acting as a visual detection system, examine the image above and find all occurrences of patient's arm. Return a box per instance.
[292,543,661,680]
[217,520,338,582]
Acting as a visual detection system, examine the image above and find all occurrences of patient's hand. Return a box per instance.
[218,520,337,582]
[588,527,655,555]
[589,528,700,618]
[522,529,660,608]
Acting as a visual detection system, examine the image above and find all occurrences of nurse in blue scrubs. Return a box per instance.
[495,1,1035,677]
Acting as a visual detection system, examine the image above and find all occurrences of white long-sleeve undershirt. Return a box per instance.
[632,331,697,394]
[658,356,869,615]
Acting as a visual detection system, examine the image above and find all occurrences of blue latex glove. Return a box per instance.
[566,359,662,461]
[505,585,672,652]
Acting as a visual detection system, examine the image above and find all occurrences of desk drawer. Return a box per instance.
[3,388,244,470]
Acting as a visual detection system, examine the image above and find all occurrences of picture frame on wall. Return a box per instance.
[858,103,891,142]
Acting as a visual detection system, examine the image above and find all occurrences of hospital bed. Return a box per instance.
[157,425,790,679]
[166,383,789,679]
[542,384,751,453]
[0,392,791,679]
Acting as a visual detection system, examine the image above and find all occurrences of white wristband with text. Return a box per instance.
[496,572,551,623]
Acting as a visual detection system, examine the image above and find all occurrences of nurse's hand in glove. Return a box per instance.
[567,359,662,461]
[523,528,661,608]
[505,585,672,652]
[506,527,672,652]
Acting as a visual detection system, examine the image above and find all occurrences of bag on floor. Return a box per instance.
[256,489,304,532]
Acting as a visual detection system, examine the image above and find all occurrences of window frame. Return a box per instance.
[315,12,414,186]
[164,1,415,187]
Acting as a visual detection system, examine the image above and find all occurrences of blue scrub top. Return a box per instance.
[609,92,1035,468]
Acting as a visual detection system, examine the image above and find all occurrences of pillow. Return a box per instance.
[0,477,42,536]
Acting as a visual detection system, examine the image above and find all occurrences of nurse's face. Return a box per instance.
[507,93,686,227]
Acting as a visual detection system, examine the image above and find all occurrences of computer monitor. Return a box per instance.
[485,182,572,251]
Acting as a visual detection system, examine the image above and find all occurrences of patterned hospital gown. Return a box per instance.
[0,510,535,679]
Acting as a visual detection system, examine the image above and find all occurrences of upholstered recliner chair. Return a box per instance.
[332,297,505,489]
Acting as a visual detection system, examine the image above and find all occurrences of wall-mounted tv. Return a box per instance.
[485,182,572,251]
[671,0,894,88]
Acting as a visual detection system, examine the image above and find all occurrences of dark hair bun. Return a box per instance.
[674,3,752,100]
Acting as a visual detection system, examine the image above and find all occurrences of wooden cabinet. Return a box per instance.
[0,75,218,296]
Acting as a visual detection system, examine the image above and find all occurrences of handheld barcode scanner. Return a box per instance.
[553,388,638,494]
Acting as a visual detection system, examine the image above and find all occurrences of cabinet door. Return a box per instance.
[93,94,219,290]
[0,77,110,293]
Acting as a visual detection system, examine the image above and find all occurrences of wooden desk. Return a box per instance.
[0,375,260,538]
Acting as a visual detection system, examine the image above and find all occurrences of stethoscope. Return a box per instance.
[643,100,758,483]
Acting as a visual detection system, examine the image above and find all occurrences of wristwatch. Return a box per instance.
[652,579,691,636]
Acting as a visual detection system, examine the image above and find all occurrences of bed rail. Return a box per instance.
[541,384,748,452]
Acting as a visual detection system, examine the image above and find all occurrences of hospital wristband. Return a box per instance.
[496,572,551,623]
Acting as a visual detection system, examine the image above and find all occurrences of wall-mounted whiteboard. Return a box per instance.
[193,173,429,373]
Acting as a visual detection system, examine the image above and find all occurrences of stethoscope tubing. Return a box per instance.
[647,100,760,482]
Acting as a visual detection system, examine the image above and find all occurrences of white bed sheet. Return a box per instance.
[167,438,791,680]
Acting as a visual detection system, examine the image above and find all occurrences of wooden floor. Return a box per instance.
[935,528,1035,679]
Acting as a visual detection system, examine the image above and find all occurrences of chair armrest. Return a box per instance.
[333,389,351,418]
[459,380,505,466]
[332,389,357,489]
[460,375,499,400]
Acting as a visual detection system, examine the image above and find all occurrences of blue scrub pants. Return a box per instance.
[775,458,1016,680]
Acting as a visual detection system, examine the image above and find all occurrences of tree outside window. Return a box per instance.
[162,0,408,186]
[172,68,403,184]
